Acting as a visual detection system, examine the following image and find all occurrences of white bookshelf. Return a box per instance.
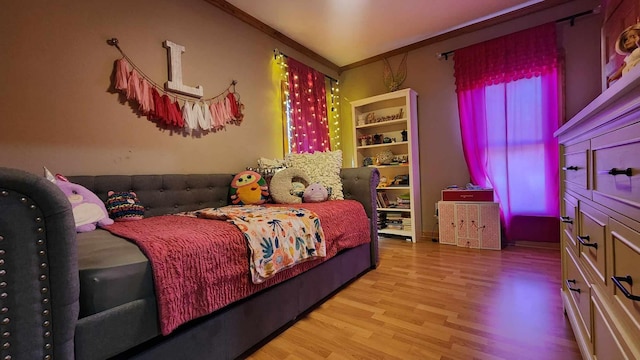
[351,88,421,242]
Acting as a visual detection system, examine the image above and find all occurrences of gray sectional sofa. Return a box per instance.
[0,166,379,360]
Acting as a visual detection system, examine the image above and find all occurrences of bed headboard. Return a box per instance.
[68,168,380,220]
[68,174,234,218]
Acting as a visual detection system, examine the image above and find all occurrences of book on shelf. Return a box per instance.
[377,192,391,208]
[385,223,403,230]
[376,192,383,208]
[393,193,410,209]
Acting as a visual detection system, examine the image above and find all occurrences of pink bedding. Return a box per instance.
[102,200,370,335]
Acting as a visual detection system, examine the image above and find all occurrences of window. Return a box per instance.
[275,52,340,154]
[454,23,561,238]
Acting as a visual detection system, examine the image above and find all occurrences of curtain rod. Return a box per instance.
[274,49,339,83]
[436,9,595,60]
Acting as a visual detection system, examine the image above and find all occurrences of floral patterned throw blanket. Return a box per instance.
[190,205,326,284]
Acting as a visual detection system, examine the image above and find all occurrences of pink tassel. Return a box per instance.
[163,95,176,126]
[138,79,154,115]
[114,58,131,92]
[227,93,239,120]
[222,97,234,124]
[157,94,172,125]
[173,100,184,128]
[209,102,220,131]
[126,70,142,102]
[150,88,164,121]
[215,101,227,131]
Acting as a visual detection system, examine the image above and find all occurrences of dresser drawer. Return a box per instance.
[562,193,579,251]
[565,246,592,343]
[592,293,629,360]
[592,121,640,220]
[563,140,590,198]
[578,202,608,285]
[610,219,640,332]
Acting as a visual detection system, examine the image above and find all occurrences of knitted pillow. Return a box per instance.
[285,150,343,200]
[106,191,144,221]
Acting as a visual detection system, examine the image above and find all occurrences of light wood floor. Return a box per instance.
[246,238,581,360]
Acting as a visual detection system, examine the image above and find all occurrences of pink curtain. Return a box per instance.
[286,57,330,153]
[454,23,561,241]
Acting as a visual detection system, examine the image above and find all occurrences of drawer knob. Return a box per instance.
[611,275,640,301]
[560,216,573,224]
[607,167,632,176]
[566,279,580,293]
[577,235,598,249]
[562,166,579,171]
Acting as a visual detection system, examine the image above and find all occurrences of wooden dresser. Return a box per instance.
[555,67,640,359]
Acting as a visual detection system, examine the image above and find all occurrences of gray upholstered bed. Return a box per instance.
[0,166,379,360]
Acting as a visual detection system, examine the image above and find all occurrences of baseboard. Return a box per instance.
[512,240,560,249]
[422,231,439,242]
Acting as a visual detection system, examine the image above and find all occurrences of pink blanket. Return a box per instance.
[102,200,370,335]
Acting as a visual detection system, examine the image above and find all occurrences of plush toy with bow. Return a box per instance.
[45,167,114,232]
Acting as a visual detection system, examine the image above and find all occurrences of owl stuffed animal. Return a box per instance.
[229,170,269,205]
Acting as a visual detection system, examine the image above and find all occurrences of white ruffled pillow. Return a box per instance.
[285,150,344,200]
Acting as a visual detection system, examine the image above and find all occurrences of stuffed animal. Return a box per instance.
[106,191,144,221]
[303,183,329,203]
[269,167,310,204]
[290,181,306,197]
[45,168,114,232]
[229,170,269,205]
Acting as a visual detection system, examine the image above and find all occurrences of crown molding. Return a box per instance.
[204,0,341,73]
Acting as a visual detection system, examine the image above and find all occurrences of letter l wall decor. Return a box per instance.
[163,40,204,98]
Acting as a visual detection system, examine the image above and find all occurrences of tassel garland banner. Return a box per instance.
[108,38,244,134]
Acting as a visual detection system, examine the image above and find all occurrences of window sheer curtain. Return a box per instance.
[454,23,561,241]
[286,57,330,154]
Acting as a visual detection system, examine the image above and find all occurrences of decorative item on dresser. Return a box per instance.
[554,66,640,360]
[351,88,421,242]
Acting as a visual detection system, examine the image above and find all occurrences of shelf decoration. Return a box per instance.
[107,38,243,134]
[358,107,404,125]
[382,53,407,92]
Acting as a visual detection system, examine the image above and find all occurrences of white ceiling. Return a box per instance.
[226,0,544,67]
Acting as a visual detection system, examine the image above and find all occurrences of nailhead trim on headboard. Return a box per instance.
[0,191,54,360]
[0,190,7,359]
